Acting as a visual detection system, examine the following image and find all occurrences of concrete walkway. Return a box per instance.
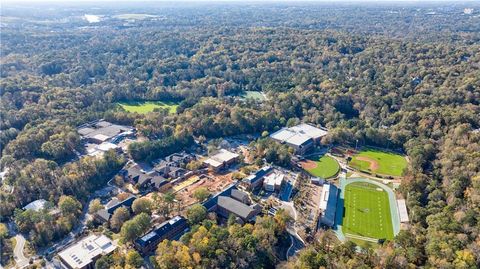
[14,234,29,268]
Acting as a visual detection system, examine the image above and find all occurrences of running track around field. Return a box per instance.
[333,177,400,242]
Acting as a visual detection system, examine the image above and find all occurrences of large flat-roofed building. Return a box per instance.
[77,120,133,144]
[270,123,328,155]
[203,149,239,171]
[319,184,338,228]
[58,234,116,269]
[135,216,189,254]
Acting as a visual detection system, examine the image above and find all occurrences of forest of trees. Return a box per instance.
[1,1,479,267]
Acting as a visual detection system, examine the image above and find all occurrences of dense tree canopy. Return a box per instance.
[0,1,479,267]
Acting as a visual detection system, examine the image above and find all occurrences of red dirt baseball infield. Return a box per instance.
[300,160,318,170]
[355,156,379,170]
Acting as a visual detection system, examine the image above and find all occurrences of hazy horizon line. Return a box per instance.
[3,0,477,4]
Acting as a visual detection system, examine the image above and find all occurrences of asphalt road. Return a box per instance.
[286,232,305,259]
[14,234,29,268]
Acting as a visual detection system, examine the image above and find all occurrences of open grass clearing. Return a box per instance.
[117,100,179,114]
[240,91,266,101]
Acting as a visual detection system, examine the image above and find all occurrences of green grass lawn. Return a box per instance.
[342,182,394,240]
[117,101,178,114]
[241,91,266,101]
[350,148,407,177]
[306,155,340,178]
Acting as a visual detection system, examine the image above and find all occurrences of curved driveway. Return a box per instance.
[14,234,29,268]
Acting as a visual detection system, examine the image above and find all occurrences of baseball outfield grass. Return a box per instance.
[349,148,407,177]
[304,155,340,179]
[342,182,394,240]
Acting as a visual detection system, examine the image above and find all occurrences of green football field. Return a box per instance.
[117,101,179,114]
[304,155,340,178]
[350,148,407,177]
[342,182,394,240]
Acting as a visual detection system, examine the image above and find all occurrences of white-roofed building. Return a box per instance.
[87,142,120,157]
[318,183,338,228]
[289,124,328,140]
[397,199,409,223]
[58,234,116,269]
[319,184,330,211]
[97,142,118,152]
[203,158,223,170]
[270,123,328,155]
[92,134,110,144]
[203,149,239,171]
[263,172,284,192]
[23,199,48,211]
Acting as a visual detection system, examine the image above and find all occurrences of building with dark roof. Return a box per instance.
[94,195,136,224]
[151,176,171,192]
[241,166,273,190]
[231,189,250,205]
[319,184,338,228]
[123,165,171,192]
[216,196,261,224]
[201,182,261,224]
[164,152,194,164]
[135,216,189,254]
[202,183,238,211]
[153,152,194,179]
